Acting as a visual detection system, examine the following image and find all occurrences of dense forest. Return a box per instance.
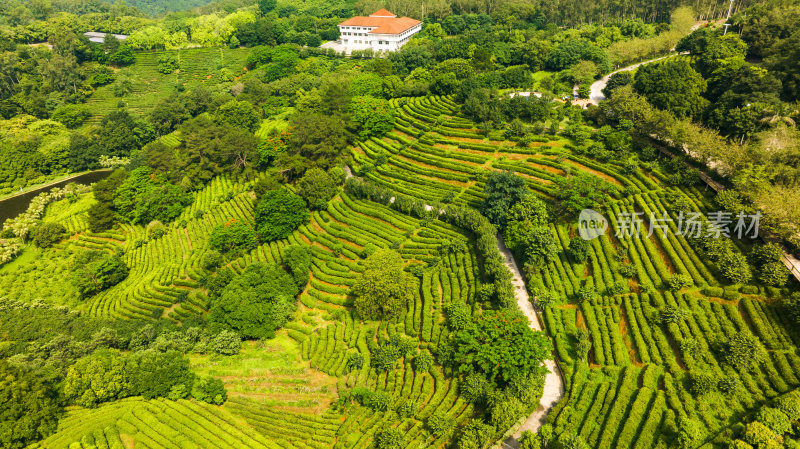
[98,0,219,16]
[0,0,799,448]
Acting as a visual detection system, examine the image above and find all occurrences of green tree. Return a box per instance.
[566,237,590,263]
[633,58,708,118]
[114,167,193,225]
[350,96,394,139]
[0,361,61,449]
[547,39,611,73]
[283,245,312,288]
[51,104,89,128]
[446,309,552,386]
[504,195,549,251]
[128,350,194,400]
[482,171,527,228]
[63,349,132,407]
[214,100,260,132]
[284,113,347,172]
[296,167,337,210]
[258,0,277,14]
[107,45,135,67]
[764,30,800,101]
[750,243,789,286]
[374,427,405,449]
[71,250,129,299]
[210,330,241,355]
[351,249,414,320]
[602,71,634,98]
[456,419,495,449]
[722,332,767,371]
[522,227,559,266]
[209,222,256,255]
[254,190,309,241]
[209,263,299,339]
[30,222,66,248]
[191,376,227,405]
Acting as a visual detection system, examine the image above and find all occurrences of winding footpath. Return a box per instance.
[497,235,564,449]
[344,167,564,444]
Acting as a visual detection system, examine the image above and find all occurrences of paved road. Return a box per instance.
[588,53,686,104]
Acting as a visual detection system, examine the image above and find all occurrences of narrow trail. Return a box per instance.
[344,168,564,442]
[496,234,564,449]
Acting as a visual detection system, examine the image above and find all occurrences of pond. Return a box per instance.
[0,170,112,225]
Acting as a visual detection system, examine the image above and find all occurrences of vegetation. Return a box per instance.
[1,0,799,448]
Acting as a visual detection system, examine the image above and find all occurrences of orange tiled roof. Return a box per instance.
[370,9,396,17]
[339,10,421,35]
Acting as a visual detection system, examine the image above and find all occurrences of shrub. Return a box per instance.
[146,220,167,239]
[374,427,404,449]
[209,222,256,255]
[702,286,724,297]
[427,412,455,438]
[191,376,227,405]
[689,371,718,395]
[723,290,741,301]
[201,250,223,270]
[210,330,241,355]
[756,407,791,435]
[30,223,66,248]
[667,274,692,291]
[722,332,767,371]
[567,237,590,263]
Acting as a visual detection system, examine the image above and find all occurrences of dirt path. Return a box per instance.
[497,234,564,448]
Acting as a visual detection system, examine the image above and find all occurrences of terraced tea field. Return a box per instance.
[10,94,799,449]
[84,47,251,125]
[348,95,800,448]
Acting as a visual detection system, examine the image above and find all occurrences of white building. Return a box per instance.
[337,9,422,52]
[83,32,128,44]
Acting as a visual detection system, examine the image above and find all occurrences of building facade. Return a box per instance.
[337,9,422,52]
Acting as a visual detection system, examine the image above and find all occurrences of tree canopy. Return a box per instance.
[351,249,415,320]
[209,263,299,339]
